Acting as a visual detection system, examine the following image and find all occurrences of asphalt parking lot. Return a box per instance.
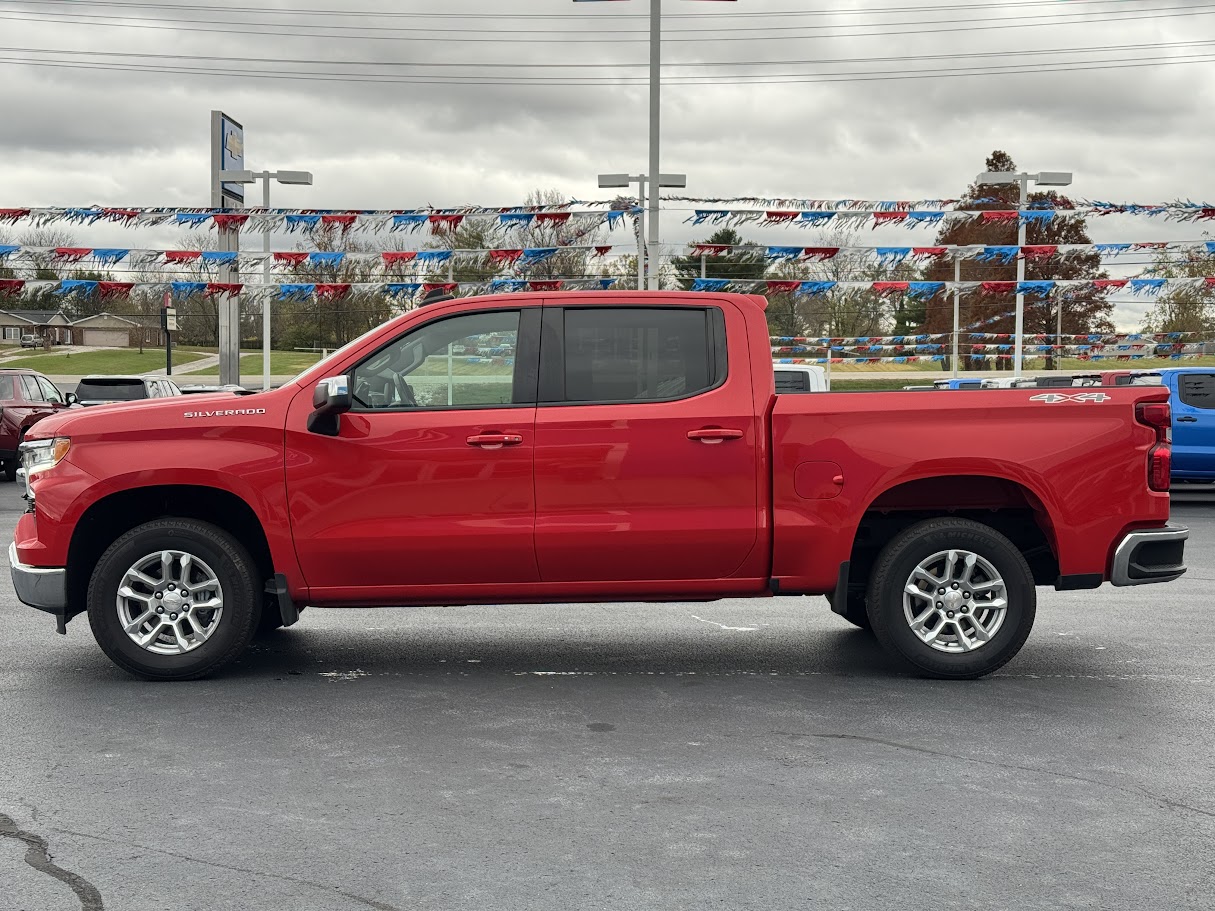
[1,483,1213,911]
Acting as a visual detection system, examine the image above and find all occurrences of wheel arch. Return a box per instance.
[65,485,275,621]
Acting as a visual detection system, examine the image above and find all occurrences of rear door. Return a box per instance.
[1170,371,1215,477]
[532,303,761,584]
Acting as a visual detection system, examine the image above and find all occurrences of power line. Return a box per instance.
[1,4,1212,42]
[2,37,1210,71]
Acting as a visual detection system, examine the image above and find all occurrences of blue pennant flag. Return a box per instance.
[0,245,17,258]
[55,280,97,296]
[1206,241,1215,255]
[93,249,129,265]
[520,248,558,266]
[171,281,207,297]
[797,281,836,296]
[907,211,945,226]
[500,212,535,227]
[1016,281,1055,298]
[690,210,730,225]
[766,246,804,260]
[1020,210,1055,225]
[384,283,421,297]
[278,284,315,300]
[977,246,1019,263]
[201,251,238,264]
[308,252,346,267]
[605,210,626,228]
[490,279,528,292]
[908,282,944,300]
[285,215,321,231]
[175,213,211,226]
[798,212,836,226]
[64,208,104,224]
[598,278,617,289]
[392,214,429,230]
[1095,244,1131,256]
[1129,279,1167,296]
[416,250,452,264]
[876,247,911,265]
[691,278,730,292]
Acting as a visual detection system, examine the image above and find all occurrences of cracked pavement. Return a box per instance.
[1,483,1213,911]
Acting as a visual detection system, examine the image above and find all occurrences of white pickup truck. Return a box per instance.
[773,363,828,393]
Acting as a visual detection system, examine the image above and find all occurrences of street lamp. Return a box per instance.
[599,172,687,290]
[975,170,1073,376]
[218,168,314,390]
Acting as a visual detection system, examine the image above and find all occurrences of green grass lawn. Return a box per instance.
[0,348,209,374]
[189,350,323,376]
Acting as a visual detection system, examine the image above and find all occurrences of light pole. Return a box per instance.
[599,172,686,290]
[219,168,313,390]
[975,170,1073,376]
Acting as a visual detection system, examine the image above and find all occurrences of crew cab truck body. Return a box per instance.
[9,292,1187,681]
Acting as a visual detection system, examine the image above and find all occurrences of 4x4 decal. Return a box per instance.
[1029,392,1111,403]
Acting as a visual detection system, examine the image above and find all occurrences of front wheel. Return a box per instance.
[87,519,261,680]
[866,518,1036,679]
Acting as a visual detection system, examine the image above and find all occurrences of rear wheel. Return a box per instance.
[866,518,1036,679]
[87,519,261,680]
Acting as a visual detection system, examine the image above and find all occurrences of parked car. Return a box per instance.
[73,376,182,406]
[1156,367,1215,483]
[178,384,248,395]
[10,291,1185,681]
[773,363,827,393]
[19,334,41,349]
[0,369,74,481]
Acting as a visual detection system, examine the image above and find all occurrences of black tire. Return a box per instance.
[2,460,15,483]
[87,519,261,681]
[866,517,1036,679]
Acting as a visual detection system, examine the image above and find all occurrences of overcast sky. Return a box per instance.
[2,0,1213,327]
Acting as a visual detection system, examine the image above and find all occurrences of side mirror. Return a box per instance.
[64,392,78,406]
[307,375,352,436]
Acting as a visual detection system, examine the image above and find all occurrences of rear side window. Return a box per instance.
[774,370,810,393]
[1178,373,1215,409]
[76,380,147,401]
[561,308,721,403]
[0,376,13,399]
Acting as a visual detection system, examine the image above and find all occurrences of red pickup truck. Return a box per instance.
[9,292,1187,681]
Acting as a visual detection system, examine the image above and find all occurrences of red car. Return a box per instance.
[9,292,1187,681]
[0,369,73,481]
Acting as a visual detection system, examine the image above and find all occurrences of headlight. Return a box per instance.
[19,437,70,493]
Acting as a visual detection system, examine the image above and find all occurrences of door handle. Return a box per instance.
[687,428,744,444]
[1178,416,1198,423]
[466,433,524,449]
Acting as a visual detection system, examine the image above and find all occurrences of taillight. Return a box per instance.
[1136,402,1171,442]
[1149,444,1171,491]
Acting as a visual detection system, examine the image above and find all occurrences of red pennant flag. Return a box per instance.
[593,246,612,257]
[912,247,947,258]
[205,282,243,296]
[422,282,458,294]
[381,251,418,266]
[0,278,25,295]
[802,247,840,260]
[212,214,248,230]
[692,244,730,256]
[489,249,523,265]
[764,211,799,222]
[1199,209,1215,220]
[872,212,908,226]
[0,208,30,222]
[102,208,139,221]
[535,212,571,224]
[1132,242,1168,250]
[55,247,91,261]
[428,214,464,232]
[1092,279,1128,290]
[528,280,563,291]
[321,214,357,229]
[981,281,1016,294]
[97,281,134,299]
[980,211,1019,223]
[273,251,309,265]
[165,250,202,262]
[315,283,352,298]
[873,281,910,296]
[765,281,801,294]
[1205,277,1215,289]
[1021,245,1058,260]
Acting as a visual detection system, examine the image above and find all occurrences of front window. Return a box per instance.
[351,310,521,410]
[36,376,63,404]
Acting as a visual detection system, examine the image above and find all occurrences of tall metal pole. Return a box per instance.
[1055,293,1063,371]
[1013,176,1027,376]
[952,255,961,378]
[647,0,660,291]
[700,253,706,279]
[636,175,646,291]
[262,174,272,391]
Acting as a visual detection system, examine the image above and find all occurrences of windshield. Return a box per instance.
[75,380,147,401]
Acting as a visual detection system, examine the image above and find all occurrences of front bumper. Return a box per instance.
[9,541,67,614]
[1110,525,1188,586]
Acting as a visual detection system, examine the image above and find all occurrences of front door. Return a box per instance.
[1171,371,1215,478]
[532,304,761,584]
[285,307,541,599]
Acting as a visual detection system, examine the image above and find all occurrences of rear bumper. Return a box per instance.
[1110,525,1188,586]
[9,541,66,613]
